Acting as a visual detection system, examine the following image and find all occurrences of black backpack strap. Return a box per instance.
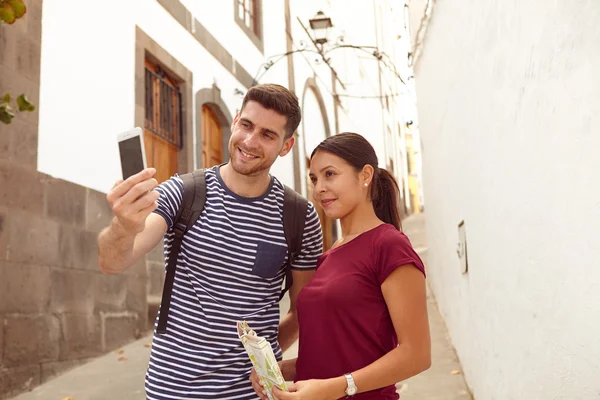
[279,185,309,301]
[156,169,206,334]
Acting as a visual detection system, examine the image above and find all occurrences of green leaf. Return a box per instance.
[0,107,15,124]
[2,93,10,103]
[7,0,25,19]
[17,94,35,112]
[0,3,15,24]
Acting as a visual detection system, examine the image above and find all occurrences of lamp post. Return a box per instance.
[308,11,333,49]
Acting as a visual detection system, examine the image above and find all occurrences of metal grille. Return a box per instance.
[144,66,183,148]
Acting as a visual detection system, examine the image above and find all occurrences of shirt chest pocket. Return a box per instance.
[252,242,288,279]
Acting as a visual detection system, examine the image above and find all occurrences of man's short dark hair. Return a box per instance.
[240,84,301,139]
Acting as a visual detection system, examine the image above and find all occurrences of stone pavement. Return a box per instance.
[11,213,472,400]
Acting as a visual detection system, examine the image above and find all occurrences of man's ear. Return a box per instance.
[232,113,239,130]
[279,136,295,157]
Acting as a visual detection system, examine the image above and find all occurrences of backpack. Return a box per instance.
[156,169,308,334]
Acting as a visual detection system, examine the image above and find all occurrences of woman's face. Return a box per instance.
[309,150,369,220]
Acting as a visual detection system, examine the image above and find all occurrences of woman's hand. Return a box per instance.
[272,377,345,400]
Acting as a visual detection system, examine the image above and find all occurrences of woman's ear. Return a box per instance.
[361,164,375,186]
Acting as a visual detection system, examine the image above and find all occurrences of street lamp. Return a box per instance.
[309,10,333,46]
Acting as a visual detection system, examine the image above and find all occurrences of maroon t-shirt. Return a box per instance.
[295,224,425,399]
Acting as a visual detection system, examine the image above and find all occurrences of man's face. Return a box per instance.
[228,101,294,177]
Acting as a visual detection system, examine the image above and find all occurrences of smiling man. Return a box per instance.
[97,84,323,399]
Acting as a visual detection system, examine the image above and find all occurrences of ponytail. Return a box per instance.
[372,168,402,231]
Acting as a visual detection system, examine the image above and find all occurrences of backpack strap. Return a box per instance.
[280,185,309,301]
[156,169,206,334]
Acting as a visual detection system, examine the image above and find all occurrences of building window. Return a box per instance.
[237,0,259,36]
[145,60,183,149]
[235,0,263,52]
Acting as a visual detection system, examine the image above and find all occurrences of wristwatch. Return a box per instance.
[344,373,358,397]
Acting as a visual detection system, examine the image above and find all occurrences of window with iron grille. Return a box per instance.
[235,0,262,51]
[144,62,183,148]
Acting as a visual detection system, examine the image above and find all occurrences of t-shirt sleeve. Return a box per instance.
[375,229,426,285]
[291,202,324,270]
[152,175,184,231]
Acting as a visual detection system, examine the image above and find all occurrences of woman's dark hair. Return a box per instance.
[310,132,403,230]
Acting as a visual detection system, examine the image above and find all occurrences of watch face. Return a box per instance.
[346,387,357,396]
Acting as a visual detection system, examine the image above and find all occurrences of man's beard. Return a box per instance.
[229,144,274,177]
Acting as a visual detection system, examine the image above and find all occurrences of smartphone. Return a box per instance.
[117,127,147,180]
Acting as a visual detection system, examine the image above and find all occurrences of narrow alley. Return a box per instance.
[10,214,471,400]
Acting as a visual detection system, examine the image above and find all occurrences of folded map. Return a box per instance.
[237,321,288,400]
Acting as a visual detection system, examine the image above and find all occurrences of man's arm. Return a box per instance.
[98,213,167,274]
[97,168,167,274]
[278,269,315,351]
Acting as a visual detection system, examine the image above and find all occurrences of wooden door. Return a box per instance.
[144,132,178,184]
[201,105,223,168]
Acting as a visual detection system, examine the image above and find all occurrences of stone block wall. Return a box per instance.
[0,164,149,399]
[0,2,150,398]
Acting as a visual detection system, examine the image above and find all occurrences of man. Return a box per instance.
[97,84,323,399]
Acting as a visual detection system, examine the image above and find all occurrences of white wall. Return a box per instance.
[408,0,427,48]
[285,0,414,205]
[415,0,600,399]
[38,0,289,193]
[38,0,411,195]
[289,0,404,166]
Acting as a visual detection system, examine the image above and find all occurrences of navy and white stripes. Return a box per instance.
[145,166,323,399]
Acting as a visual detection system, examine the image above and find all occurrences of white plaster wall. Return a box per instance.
[285,0,414,205]
[38,0,410,195]
[415,0,600,398]
[38,0,289,193]
[408,0,427,48]
[289,0,353,196]
[302,89,328,157]
[329,0,386,165]
[288,0,403,169]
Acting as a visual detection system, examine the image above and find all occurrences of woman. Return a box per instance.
[251,132,431,400]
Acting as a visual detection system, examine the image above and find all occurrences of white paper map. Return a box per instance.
[237,321,288,400]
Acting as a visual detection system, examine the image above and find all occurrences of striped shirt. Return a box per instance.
[145,165,323,399]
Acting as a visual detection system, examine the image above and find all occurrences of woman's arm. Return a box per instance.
[274,264,431,400]
[348,264,431,393]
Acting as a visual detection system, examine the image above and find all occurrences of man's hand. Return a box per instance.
[249,360,297,400]
[98,168,167,275]
[249,367,268,400]
[107,168,159,235]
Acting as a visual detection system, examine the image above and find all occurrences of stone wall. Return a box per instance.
[0,2,149,398]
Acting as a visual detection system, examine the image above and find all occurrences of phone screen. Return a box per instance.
[119,136,145,180]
